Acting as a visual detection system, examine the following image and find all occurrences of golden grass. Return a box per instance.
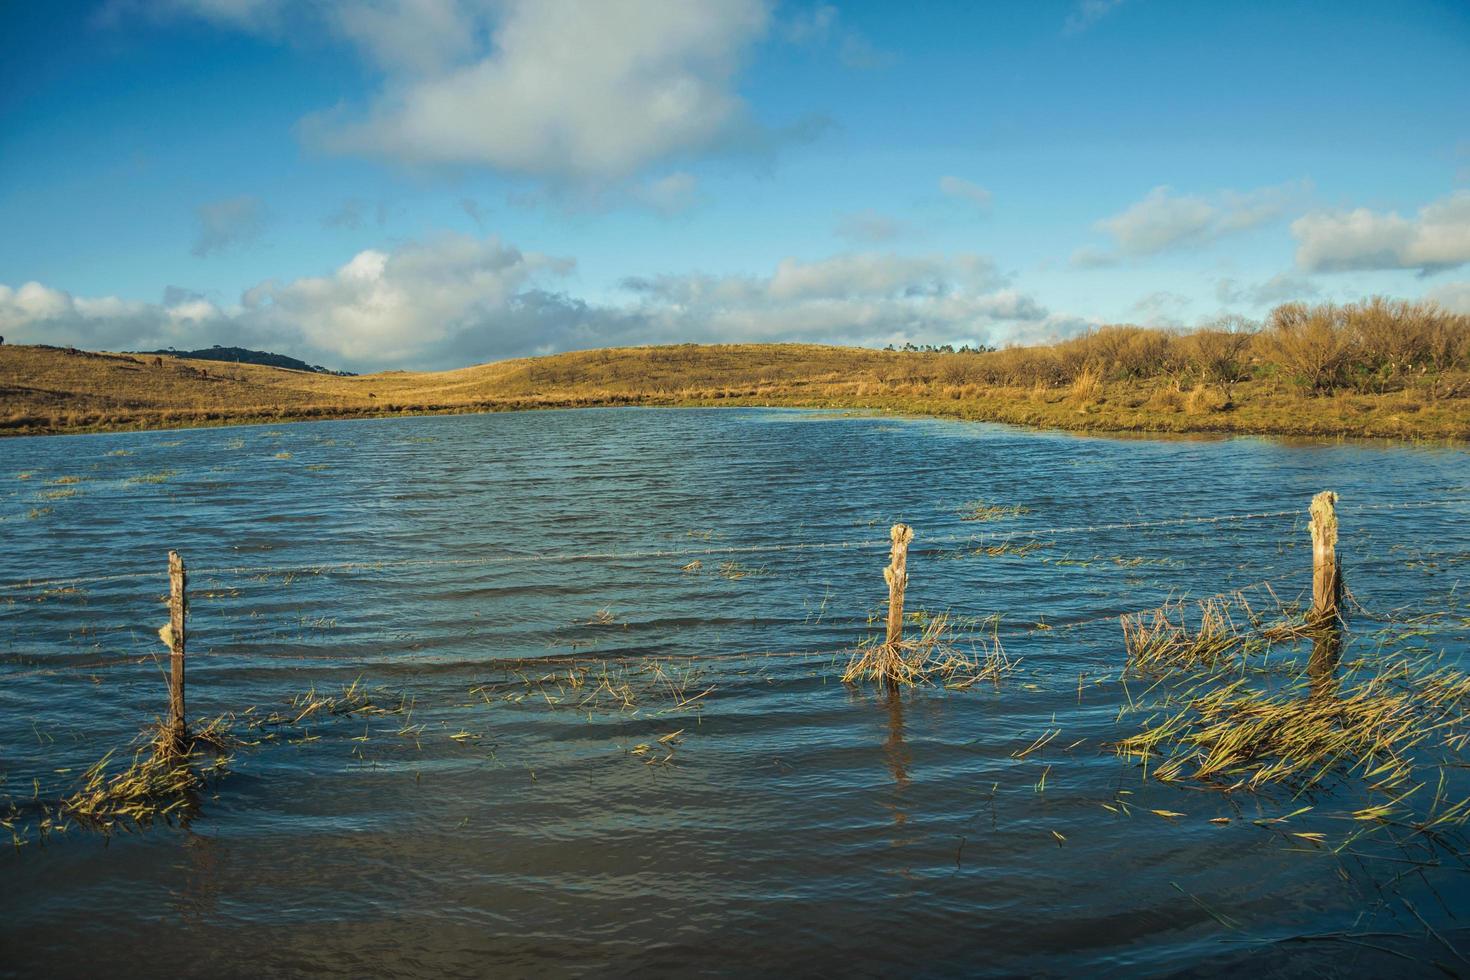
[842,613,1016,689]
[958,499,1030,521]
[1,298,1466,440]
[1121,596,1252,675]
[1117,669,1431,795]
[1113,645,1470,854]
[470,658,716,715]
[62,717,232,836]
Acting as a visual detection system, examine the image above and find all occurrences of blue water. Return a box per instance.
[1,408,1467,977]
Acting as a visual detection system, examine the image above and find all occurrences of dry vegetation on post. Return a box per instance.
[841,613,1016,690]
[1,297,1467,439]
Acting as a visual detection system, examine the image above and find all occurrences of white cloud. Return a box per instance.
[938,176,992,211]
[239,235,572,366]
[127,1,824,195]
[1291,191,1470,274]
[2,243,1062,369]
[616,251,1052,349]
[1087,182,1305,260]
[329,0,478,75]
[192,195,268,257]
[300,0,772,180]
[0,281,214,352]
[2,235,572,371]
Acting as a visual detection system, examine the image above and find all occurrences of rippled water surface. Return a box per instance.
[2,408,1468,977]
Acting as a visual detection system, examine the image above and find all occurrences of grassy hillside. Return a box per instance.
[3,299,1468,440]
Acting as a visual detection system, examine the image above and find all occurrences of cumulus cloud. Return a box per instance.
[615,251,1051,349]
[938,176,992,212]
[192,195,268,257]
[329,0,478,75]
[1291,191,1470,274]
[3,235,572,371]
[298,0,772,180]
[0,281,229,352]
[2,243,1061,369]
[1083,182,1306,261]
[128,1,826,199]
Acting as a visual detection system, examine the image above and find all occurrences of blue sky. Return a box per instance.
[1,0,1467,371]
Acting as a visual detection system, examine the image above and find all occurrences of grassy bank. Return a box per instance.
[3,298,1468,441]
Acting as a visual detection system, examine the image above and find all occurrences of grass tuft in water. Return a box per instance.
[62,717,233,836]
[958,500,1031,522]
[842,613,1016,689]
[1121,596,1249,675]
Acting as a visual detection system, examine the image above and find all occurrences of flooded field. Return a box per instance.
[2,407,1468,977]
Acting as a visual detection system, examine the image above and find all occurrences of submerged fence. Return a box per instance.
[4,489,1457,745]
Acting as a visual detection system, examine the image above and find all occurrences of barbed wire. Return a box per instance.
[0,565,1369,681]
[1,496,1464,597]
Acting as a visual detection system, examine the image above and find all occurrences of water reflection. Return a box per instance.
[881,686,911,798]
[174,830,222,921]
[1308,628,1343,703]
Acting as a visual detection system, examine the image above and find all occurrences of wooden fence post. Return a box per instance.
[166,550,188,751]
[1308,491,1341,626]
[884,524,914,648]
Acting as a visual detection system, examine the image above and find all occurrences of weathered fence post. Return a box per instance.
[166,550,188,752]
[1308,491,1341,626]
[884,524,914,648]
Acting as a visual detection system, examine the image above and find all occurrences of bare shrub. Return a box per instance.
[1256,302,1356,392]
[1182,326,1254,383]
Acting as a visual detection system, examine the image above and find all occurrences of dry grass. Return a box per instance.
[273,677,410,726]
[470,658,715,715]
[1113,643,1470,855]
[958,499,1030,522]
[2,297,1466,440]
[1121,596,1253,675]
[1115,663,1447,793]
[62,717,233,835]
[842,613,1017,689]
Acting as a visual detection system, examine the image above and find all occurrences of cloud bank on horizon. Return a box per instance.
[2,0,1467,371]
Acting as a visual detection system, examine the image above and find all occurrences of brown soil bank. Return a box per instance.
[3,298,1468,441]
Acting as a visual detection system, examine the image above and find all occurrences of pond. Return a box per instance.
[2,408,1468,977]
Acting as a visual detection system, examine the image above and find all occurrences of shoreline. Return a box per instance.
[4,342,1467,445]
[3,392,1466,447]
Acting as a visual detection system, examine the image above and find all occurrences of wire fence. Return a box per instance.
[2,496,1466,597]
[2,537,1458,681]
